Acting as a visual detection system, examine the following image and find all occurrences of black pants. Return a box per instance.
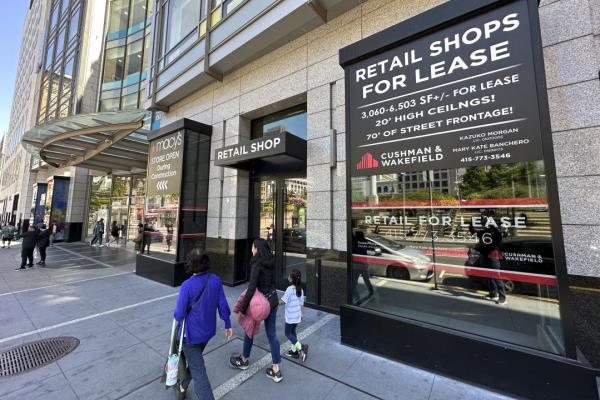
[141,239,150,254]
[21,248,34,268]
[39,246,47,262]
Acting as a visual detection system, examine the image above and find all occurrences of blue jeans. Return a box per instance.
[182,341,214,400]
[284,323,298,345]
[243,305,281,364]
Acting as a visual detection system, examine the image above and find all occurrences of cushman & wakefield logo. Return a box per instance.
[151,132,182,153]
[356,152,379,170]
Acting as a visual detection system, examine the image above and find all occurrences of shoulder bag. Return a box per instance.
[162,274,211,388]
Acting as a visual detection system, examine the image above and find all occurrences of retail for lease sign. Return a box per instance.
[146,130,183,197]
[345,0,543,176]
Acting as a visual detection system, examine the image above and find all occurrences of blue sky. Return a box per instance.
[0,2,29,136]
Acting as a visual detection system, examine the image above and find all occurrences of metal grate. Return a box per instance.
[0,337,79,377]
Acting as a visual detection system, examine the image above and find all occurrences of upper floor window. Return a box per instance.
[164,0,202,55]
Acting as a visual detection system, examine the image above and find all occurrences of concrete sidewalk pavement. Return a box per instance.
[0,242,514,400]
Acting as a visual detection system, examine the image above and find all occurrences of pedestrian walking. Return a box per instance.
[49,220,58,246]
[142,221,152,254]
[16,226,37,270]
[166,222,174,252]
[479,222,507,305]
[280,269,308,362]
[134,223,143,253]
[36,224,50,266]
[1,222,15,248]
[173,249,232,400]
[90,218,105,246]
[230,238,282,382]
[107,221,120,247]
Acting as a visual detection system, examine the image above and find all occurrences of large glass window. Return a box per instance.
[130,0,147,30]
[351,161,563,355]
[103,46,126,83]
[124,39,143,78]
[38,0,82,124]
[164,0,202,54]
[108,0,130,34]
[88,176,113,237]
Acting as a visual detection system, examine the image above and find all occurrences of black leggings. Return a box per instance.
[39,246,47,262]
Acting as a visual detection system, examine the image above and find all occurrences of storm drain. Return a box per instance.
[0,337,79,377]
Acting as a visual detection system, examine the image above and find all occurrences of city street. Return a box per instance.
[0,242,513,400]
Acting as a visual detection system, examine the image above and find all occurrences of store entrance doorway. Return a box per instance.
[251,177,307,291]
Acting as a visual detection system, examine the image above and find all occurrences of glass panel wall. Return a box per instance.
[100,0,152,112]
[88,176,113,237]
[38,0,82,124]
[351,161,563,355]
[88,175,146,244]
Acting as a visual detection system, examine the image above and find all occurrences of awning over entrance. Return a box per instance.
[214,131,307,171]
[21,110,149,173]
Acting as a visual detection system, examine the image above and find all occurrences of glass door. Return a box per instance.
[282,178,307,291]
[253,177,307,291]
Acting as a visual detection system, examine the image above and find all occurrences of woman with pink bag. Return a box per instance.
[229,238,283,382]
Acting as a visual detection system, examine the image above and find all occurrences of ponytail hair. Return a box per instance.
[290,269,302,297]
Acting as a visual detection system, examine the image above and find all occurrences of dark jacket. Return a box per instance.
[21,231,38,250]
[37,230,50,248]
[239,257,277,314]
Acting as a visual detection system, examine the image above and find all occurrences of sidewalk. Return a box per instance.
[0,242,514,400]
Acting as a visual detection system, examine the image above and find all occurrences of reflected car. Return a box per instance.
[465,238,556,295]
[283,228,306,253]
[145,229,164,243]
[363,234,433,281]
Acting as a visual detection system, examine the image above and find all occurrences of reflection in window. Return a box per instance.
[252,105,307,140]
[351,161,563,356]
[145,194,179,261]
[68,8,80,41]
[100,98,121,112]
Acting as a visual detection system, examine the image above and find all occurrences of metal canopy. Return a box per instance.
[22,110,149,173]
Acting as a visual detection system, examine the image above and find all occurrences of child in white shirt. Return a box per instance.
[279,269,308,362]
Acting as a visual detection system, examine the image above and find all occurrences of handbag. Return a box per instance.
[161,274,212,388]
[163,318,185,388]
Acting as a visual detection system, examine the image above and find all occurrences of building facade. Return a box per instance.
[3,0,600,398]
[140,0,600,398]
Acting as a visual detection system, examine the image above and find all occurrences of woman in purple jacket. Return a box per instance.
[174,249,233,400]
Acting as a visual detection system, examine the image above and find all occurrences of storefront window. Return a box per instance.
[129,177,146,241]
[144,194,179,261]
[88,176,112,237]
[351,161,563,355]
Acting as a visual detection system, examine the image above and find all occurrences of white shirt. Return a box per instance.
[281,286,304,324]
